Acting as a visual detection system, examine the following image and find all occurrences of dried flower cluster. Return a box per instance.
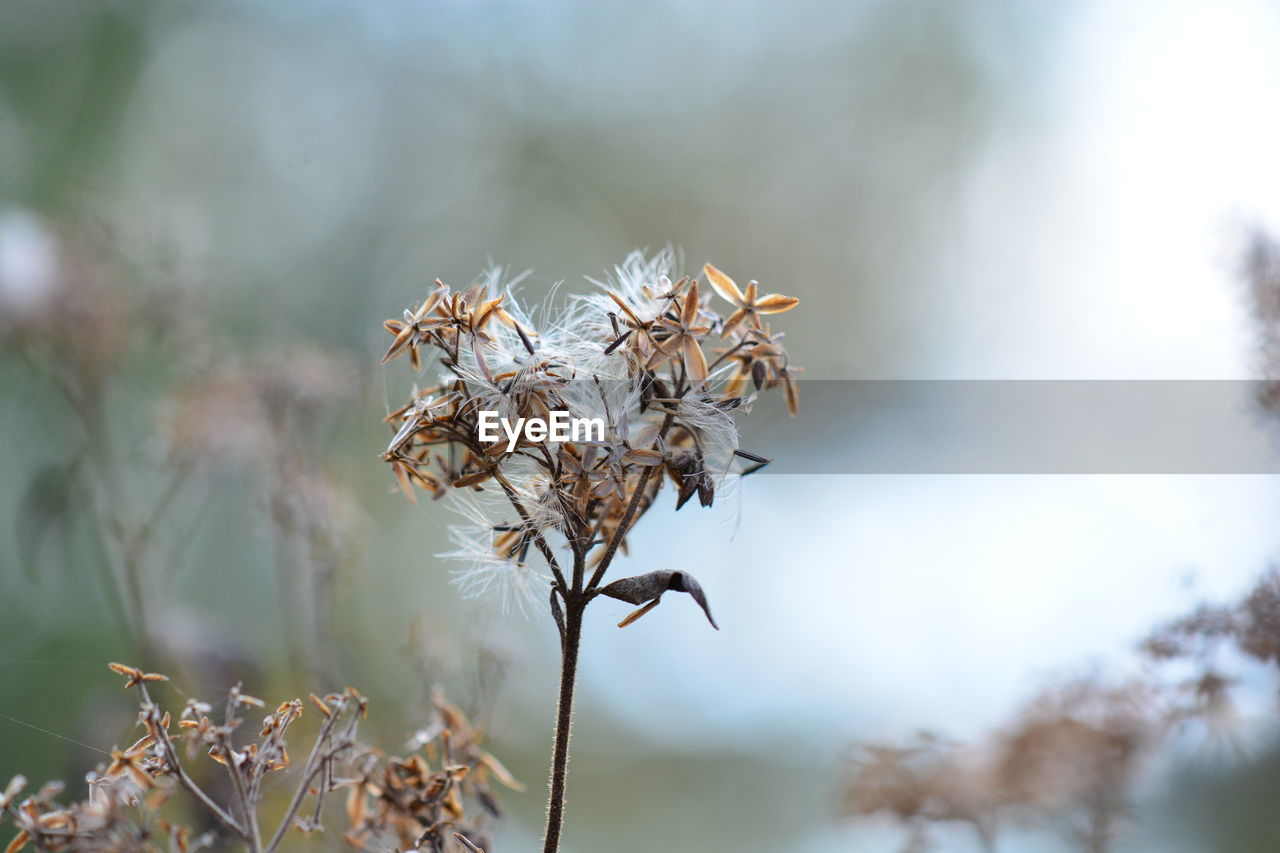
[0,665,513,853]
[1142,568,1280,688]
[844,678,1161,853]
[842,571,1280,853]
[1244,229,1280,414]
[378,249,798,613]
[376,249,799,852]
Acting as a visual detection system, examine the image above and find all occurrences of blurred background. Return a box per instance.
[5,1,1280,851]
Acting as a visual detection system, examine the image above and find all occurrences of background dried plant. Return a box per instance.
[0,664,514,853]
[841,563,1280,853]
[0,208,371,707]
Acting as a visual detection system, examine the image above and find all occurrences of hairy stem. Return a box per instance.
[542,597,584,853]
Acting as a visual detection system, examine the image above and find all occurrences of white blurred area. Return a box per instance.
[587,476,1280,737]
[948,0,1280,380]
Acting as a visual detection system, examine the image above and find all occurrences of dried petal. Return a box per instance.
[753,293,800,314]
[704,263,745,305]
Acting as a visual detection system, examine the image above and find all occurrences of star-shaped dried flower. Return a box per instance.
[704,263,799,334]
[108,663,169,689]
[655,280,711,380]
[105,735,156,790]
[382,281,451,369]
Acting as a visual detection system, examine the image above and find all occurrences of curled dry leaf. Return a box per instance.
[598,570,719,630]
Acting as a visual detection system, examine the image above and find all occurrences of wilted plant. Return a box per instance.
[0,664,513,853]
[2,210,363,678]
[377,249,800,851]
[164,347,363,683]
[843,677,1163,853]
[3,212,192,657]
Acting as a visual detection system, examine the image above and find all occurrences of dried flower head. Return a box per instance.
[378,250,799,614]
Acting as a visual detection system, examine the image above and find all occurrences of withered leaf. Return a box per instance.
[598,570,718,630]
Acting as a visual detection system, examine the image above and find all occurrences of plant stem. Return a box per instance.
[543,596,584,853]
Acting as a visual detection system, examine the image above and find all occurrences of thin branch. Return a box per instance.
[492,470,569,593]
[262,702,346,853]
[586,411,675,593]
[220,732,261,853]
[137,685,248,841]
